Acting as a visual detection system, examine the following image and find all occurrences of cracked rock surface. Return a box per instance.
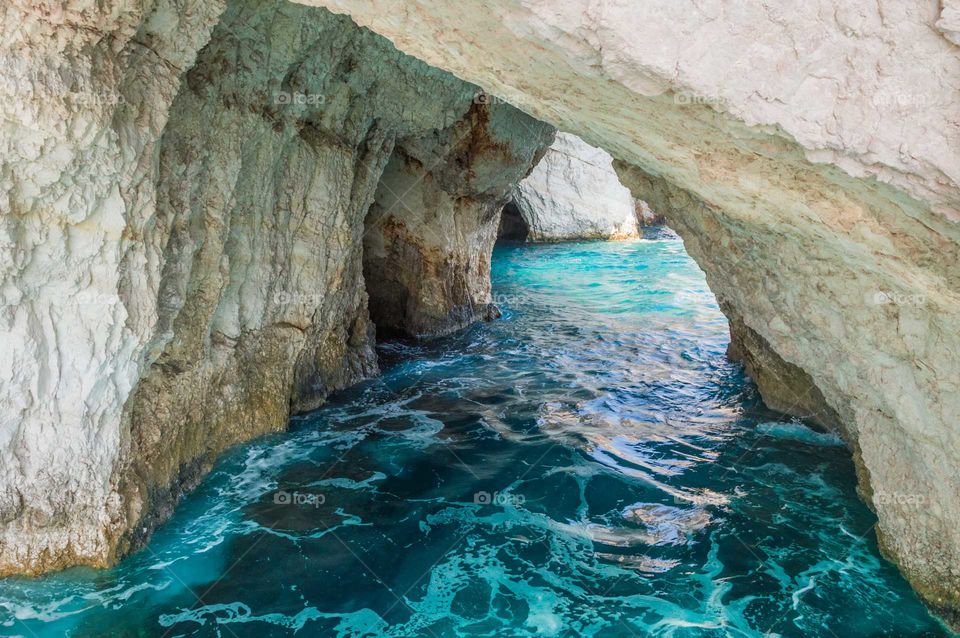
[2,0,960,627]
[363,102,553,336]
[1,0,228,576]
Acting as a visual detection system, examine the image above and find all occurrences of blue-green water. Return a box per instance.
[1,234,949,637]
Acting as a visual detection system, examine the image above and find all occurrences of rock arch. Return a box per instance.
[1,0,958,626]
[0,0,553,576]
[286,0,960,623]
[496,201,530,242]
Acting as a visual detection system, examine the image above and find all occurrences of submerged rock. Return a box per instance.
[506,132,640,241]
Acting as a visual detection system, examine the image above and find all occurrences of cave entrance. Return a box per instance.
[496,200,529,243]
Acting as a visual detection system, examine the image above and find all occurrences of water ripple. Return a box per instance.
[0,237,949,637]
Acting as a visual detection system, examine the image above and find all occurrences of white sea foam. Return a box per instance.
[757,421,844,447]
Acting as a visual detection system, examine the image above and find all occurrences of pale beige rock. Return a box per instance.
[364,101,553,336]
[939,0,960,45]
[1,0,958,627]
[0,0,227,574]
[510,132,639,241]
[302,0,960,621]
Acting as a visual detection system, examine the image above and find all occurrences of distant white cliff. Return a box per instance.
[508,133,639,241]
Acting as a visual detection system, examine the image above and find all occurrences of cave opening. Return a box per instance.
[496,200,530,243]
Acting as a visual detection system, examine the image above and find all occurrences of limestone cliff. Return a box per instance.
[297,0,960,623]
[0,0,551,575]
[0,0,228,576]
[508,132,639,241]
[364,103,553,336]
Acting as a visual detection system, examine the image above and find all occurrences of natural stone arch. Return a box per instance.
[297,0,960,623]
[0,0,958,627]
[362,104,553,338]
[496,200,530,242]
[0,0,553,576]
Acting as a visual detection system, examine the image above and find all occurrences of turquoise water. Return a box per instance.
[1,233,949,637]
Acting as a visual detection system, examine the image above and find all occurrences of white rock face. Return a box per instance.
[0,0,551,576]
[940,0,960,45]
[0,0,227,574]
[510,133,638,241]
[300,0,960,621]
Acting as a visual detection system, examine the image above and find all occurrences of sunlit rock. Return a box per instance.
[0,0,551,575]
[507,132,639,241]
[0,0,228,576]
[299,0,960,623]
[2,0,959,626]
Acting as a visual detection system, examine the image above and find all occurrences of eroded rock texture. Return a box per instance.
[0,0,552,574]
[299,0,960,622]
[3,0,959,626]
[363,104,553,336]
[509,132,639,241]
[0,0,227,575]
[634,200,665,227]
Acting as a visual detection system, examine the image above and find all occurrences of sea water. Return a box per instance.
[0,232,949,637]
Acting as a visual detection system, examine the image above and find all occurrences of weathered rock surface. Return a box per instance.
[3,0,959,626]
[940,0,960,46]
[0,0,551,575]
[0,0,228,576]
[634,200,665,227]
[364,103,553,336]
[298,0,960,623]
[508,132,638,241]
